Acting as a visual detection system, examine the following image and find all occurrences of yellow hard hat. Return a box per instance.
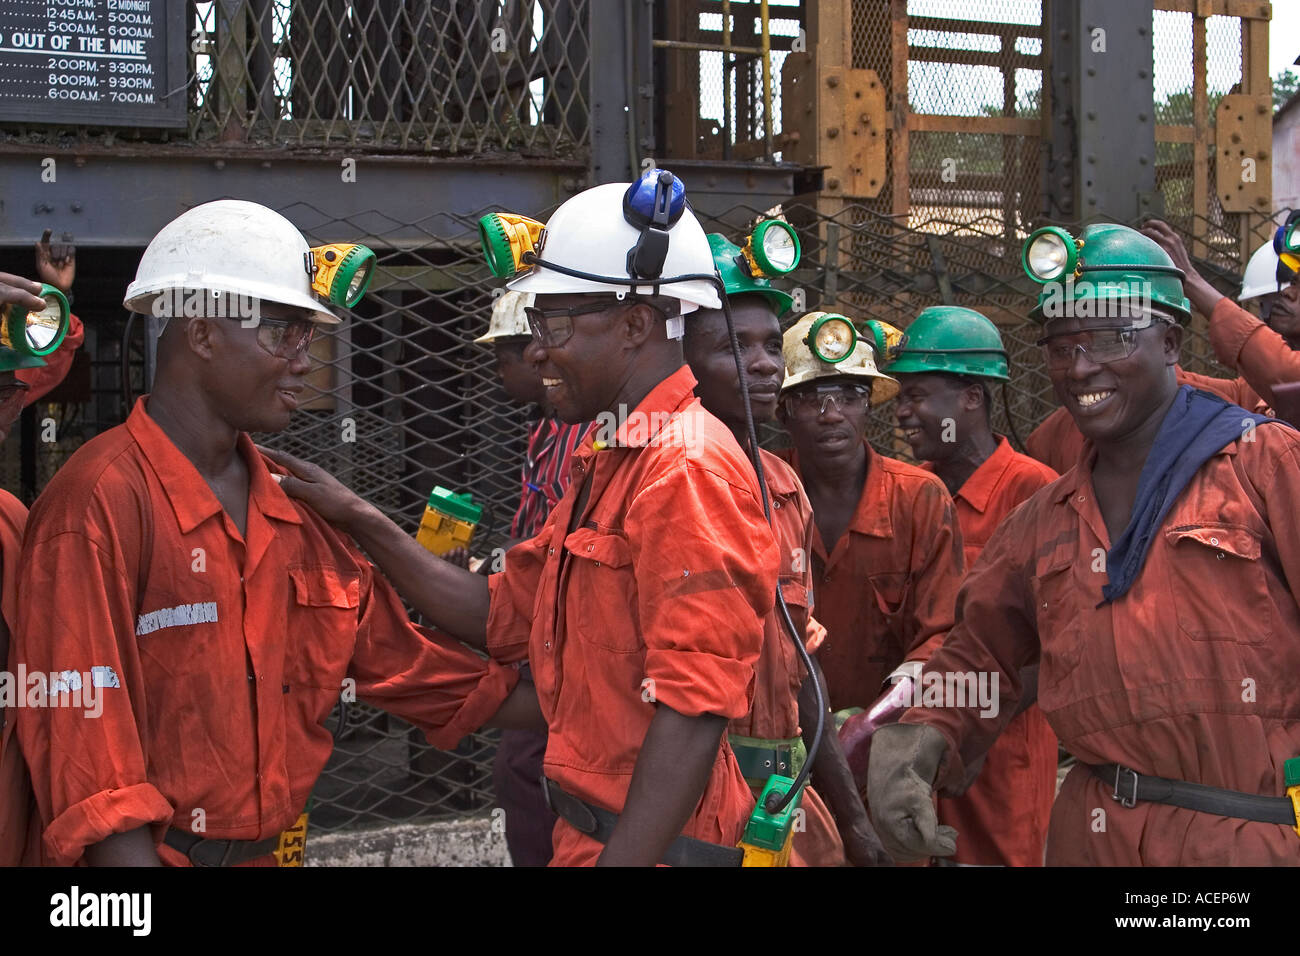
[781,311,899,405]
[474,290,535,344]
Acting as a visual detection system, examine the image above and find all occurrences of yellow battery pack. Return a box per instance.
[415,487,482,556]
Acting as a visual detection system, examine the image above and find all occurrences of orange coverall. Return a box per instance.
[728,449,844,866]
[779,442,965,713]
[13,398,517,866]
[487,365,778,866]
[901,425,1300,864]
[0,491,39,866]
[923,436,1059,866]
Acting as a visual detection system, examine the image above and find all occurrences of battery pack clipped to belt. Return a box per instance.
[738,774,805,867]
[164,799,312,867]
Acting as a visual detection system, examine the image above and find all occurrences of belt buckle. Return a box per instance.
[1112,764,1138,809]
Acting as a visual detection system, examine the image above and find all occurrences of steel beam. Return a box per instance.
[0,151,583,247]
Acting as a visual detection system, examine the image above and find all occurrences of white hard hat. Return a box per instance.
[475,290,534,344]
[506,182,722,314]
[124,199,340,325]
[1240,240,1285,302]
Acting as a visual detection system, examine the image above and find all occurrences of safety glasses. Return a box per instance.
[1035,324,1152,371]
[785,383,871,418]
[522,296,670,349]
[247,317,317,359]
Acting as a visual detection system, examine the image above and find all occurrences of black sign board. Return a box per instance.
[0,1,187,127]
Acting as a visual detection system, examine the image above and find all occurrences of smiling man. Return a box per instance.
[885,306,1058,866]
[10,201,529,867]
[774,313,965,833]
[270,175,780,866]
[868,222,1300,866]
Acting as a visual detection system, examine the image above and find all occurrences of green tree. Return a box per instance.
[1275,70,1300,112]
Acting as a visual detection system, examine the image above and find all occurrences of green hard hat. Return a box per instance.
[885,306,1009,381]
[1024,222,1192,324]
[707,233,794,317]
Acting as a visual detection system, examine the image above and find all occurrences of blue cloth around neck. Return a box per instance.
[1100,386,1280,605]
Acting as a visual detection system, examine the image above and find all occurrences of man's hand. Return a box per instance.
[866,722,957,862]
[257,444,380,533]
[35,230,75,294]
[0,272,46,315]
[1140,219,1223,316]
[840,814,892,867]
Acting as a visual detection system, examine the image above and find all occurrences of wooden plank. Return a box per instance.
[1154,0,1272,18]
[661,0,698,159]
[1241,11,1274,255]
[908,114,1040,135]
[890,0,910,220]
[1192,12,1208,258]
[1215,93,1272,213]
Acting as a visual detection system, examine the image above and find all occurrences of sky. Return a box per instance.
[1271,0,1299,82]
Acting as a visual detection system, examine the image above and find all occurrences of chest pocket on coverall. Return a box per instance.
[1030,556,1084,695]
[866,571,911,665]
[563,527,640,653]
[287,566,361,688]
[1165,523,1271,644]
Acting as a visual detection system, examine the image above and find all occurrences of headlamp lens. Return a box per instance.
[1028,234,1068,278]
[4,284,69,356]
[751,220,801,275]
[808,314,857,363]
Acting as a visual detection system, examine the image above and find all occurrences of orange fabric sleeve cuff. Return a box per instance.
[643,647,755,720]
[422,658,520,751]
[43,781,174,866]
[485,569,532,664]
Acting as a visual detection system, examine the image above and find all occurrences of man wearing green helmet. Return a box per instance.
[681,232,888,866]
[883,305,1058,867]
[868,222,1300,866]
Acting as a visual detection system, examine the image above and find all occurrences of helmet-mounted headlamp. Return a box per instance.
[738,219,801,279]
[805,313,857,364]
[1022,227,1081,284]
[479,213,547,280]
[304,243,376,308]
[864,318,907,364]
[2,283,69,358]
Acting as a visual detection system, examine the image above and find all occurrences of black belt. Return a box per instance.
[164,828,282,867]
[541,778,744,867]
[1089,763,1298,826]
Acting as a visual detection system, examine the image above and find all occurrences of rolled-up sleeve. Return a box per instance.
[350,567,519,750]
[626,461,777,719]
[14,527,174,865]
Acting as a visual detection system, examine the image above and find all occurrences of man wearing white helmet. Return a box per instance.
[271,172,780,866]
[11,200,535,867]
[471,290,595,867]
[1142,217,1300,426]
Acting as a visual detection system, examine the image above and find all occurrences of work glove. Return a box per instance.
[867,722,957,862]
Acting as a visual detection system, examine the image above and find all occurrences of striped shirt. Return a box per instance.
[511,415,596,539]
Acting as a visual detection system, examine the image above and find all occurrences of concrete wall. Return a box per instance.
[306,817,512,868]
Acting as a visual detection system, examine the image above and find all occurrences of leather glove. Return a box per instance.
[867,722,958,862]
